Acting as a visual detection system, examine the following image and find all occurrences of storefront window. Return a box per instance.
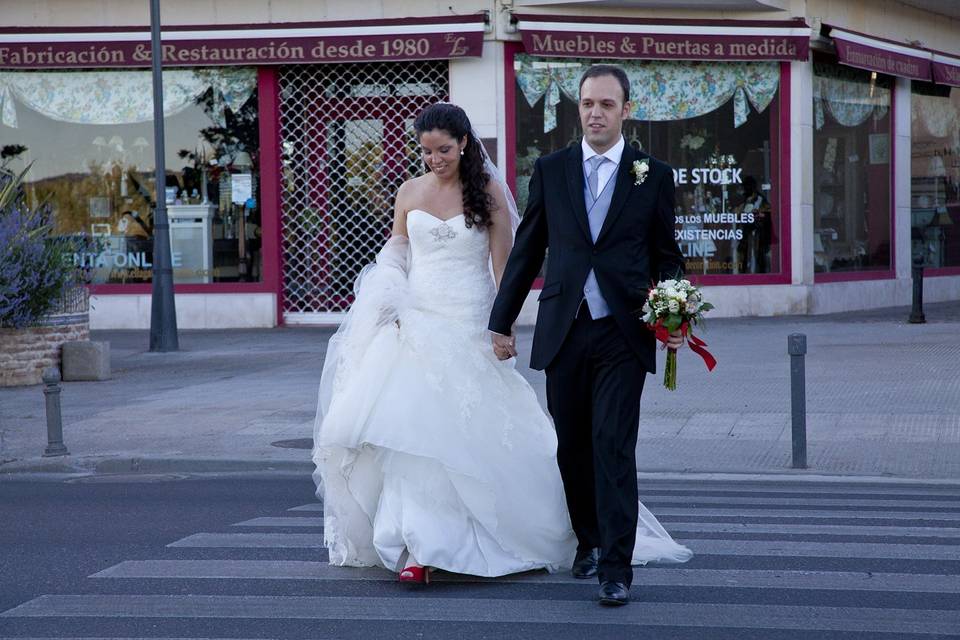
[513,55,783,276]
[0,67,262,284]
[911,81,960,268]
[812,59,892,274]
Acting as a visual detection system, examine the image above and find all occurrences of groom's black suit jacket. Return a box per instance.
[489,142,685,372]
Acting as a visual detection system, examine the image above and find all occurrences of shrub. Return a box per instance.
[0,166,79,328]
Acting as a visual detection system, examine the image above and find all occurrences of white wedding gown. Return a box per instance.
[313,209,692,576]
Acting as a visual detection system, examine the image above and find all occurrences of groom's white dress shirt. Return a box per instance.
[581,135,624,196]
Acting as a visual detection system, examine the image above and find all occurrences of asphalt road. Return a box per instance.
[1,474,959,639]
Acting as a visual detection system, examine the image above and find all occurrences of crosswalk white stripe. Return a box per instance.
[291,504,960,522]
[89,560,960,592]
[288,503,322,512]
[231,517,323,527]
[642,495,960,508]
[4,595,958,634]
[289,478,960,511]
[165,532,960,558]
[651,507,960,521]
[664,522,960,537]
[679,538,960,560]
[167,533,324,548]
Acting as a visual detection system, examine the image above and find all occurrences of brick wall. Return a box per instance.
[0,315,90,387]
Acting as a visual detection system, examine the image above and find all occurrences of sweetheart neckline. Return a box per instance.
[409,209,465,224]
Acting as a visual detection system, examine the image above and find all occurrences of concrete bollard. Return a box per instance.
[61,340,111,381]
[787,334,807,469]
[42,367,69,457]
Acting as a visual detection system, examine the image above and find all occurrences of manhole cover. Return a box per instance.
[271,438,314,449]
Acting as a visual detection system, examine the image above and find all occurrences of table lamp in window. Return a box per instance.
[196,137,216,204]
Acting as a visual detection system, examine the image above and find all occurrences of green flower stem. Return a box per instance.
[664,348,678,391]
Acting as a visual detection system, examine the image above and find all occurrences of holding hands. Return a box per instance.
[491,332,517,361]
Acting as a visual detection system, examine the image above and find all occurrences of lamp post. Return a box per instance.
[148,0,179,351]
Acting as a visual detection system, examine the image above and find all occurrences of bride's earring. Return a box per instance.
[460,149,464,156]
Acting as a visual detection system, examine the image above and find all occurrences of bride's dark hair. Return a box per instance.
[414,102,494,230]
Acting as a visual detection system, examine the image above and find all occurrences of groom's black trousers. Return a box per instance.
[545,305,645,588]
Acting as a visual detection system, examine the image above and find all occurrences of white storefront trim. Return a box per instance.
[90,293,277,329]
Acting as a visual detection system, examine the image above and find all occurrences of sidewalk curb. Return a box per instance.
[2,455,959,486]
[636,471,960,486]
[0,455,314,476]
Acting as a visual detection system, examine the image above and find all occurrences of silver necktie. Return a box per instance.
[587,155,606,201]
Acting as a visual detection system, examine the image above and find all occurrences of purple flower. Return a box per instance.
[0,169,78,328]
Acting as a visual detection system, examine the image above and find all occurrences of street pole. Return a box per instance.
[909,255,926,324]
[148,0,179,352]
[788,333,808,469]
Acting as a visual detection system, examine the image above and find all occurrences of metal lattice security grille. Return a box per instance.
[278,62,448,321]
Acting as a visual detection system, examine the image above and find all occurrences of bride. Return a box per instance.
[313,102,691,585]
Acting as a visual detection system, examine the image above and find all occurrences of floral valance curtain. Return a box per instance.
[0,67,256,129]
[813,63,890,130]
[515,55,780,133]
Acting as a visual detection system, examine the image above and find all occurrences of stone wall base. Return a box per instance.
[0,315,90,387]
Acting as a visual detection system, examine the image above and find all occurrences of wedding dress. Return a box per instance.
[313,209,693,576]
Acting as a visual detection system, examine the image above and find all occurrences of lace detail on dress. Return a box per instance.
[430,222,458,243]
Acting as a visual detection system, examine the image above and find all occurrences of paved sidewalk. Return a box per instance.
[1,301,959,479]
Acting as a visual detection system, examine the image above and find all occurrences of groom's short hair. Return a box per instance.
[579,64,630,104]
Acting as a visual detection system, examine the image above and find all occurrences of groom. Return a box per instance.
[489,64,684,606]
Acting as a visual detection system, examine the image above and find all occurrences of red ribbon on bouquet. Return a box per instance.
[651,319,717,372]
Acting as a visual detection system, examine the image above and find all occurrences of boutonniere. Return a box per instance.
[631,159,649,186]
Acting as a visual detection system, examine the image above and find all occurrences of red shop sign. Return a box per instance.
[829,26,932,81]
[931,51,960,87]
[513,15,810,61]
[0,15,485,69]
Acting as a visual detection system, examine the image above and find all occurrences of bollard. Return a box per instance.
[787,334,807,469]
[909,259,926,324]
[42,367,69,457]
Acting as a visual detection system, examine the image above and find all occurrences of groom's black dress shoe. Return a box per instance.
[598,581,630,606]
[572,548,599,579]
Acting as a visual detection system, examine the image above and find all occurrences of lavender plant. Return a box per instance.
[0,166,77,328]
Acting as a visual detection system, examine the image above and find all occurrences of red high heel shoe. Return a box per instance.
[398,565,430,584]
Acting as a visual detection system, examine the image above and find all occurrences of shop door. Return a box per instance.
[279,62,449,323]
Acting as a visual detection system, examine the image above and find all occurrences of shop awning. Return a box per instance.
[512,14,810,61]
[931,50,960,87]
[0,15,486,69]
[826,26,932,81]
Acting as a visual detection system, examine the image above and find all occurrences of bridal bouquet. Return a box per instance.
[641,278,717,390]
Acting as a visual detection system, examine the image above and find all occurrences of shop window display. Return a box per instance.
[911,81,960,268]
[513,55,782,276]
[812,59,892,274]
[0,67,262,284]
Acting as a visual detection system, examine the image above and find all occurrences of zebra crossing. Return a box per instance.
[2,478,959,639]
